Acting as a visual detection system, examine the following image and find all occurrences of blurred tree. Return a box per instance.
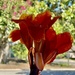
[11,43,28,61]
[0,0,31,63]
[0,0,75,63]
[26,0,75,42]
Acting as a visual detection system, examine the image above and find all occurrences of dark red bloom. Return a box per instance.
[11,10,59,41]
[56,32,73,54]
[9,10,73,72]
[34,28,73,70]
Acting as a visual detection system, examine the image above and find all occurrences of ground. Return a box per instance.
[0,61,75,70]
[0,62,75,75]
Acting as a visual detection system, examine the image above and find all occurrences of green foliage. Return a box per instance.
[26,1,48,15]
[0,0,75,60]
[53,21,63,34]
[0,0,31,60]
[11,43,28,60]
[51,62,69,67]
[56,53,67,59]
[46,0,75,44]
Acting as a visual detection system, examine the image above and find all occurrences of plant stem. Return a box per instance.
[29,52,40,75]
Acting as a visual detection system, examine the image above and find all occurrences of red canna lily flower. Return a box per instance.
[33,28,73,71]
[11,10,59,42]
[9,10,73,75]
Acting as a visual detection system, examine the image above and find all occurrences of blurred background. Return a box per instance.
[0,0,75,68]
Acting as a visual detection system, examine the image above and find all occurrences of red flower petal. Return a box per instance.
[25,11,51,41]
[48,16,60,28]
[12,10,59,42]
[40,39,57,64]
[19,21,33,49]
[41,28,56,53]
[45,27,56,41]
[47,54,56,64]
[56,32,73,54]
[9,29,21,41]
[35,52,44,71]
[11,13,33,23]
[11,19,22,23]
[33,10,51,25]
[44,51,57,64]
[41,38,57,64]
[27,11,59,41]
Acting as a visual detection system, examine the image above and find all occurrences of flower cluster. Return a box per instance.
[0,0,32,19]
[9,10,73,71]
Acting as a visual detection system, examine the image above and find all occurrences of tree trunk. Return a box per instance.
[0,42,11,63]
[0,51,4,63]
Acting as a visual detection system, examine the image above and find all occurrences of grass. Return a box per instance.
[51,63,70,67]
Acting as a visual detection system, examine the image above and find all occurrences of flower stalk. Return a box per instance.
[30,52,40,75]
[29,41,40,75]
